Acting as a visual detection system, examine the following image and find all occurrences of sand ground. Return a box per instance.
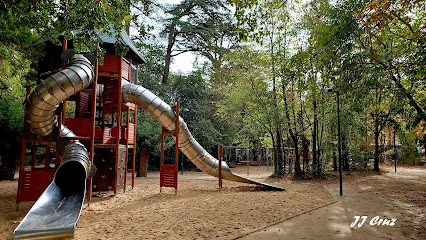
[0,165,424,240]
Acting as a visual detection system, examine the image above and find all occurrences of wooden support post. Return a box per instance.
[45,145,50,170]
[114,55,123,194]
[87,51,98,203]
[124,108,130,192]
[132,60,139,189]
[132,108,137,189]
[16,135,27,210]
[160,102,180,194]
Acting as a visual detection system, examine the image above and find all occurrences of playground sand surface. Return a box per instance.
[0,166,334,239]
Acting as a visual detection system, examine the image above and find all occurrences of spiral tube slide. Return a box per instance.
[121,82,284,191]
[13,54,95,240]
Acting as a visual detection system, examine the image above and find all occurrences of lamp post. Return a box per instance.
[324,88,343,197]
[181,107,189,175]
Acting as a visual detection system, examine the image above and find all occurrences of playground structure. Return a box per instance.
[221,146,294,167]
[16,33,143,208]
[13,32,284,239]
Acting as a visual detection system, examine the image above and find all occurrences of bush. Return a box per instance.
[0,94,23,180]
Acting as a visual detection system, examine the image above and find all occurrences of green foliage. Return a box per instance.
[137,41,166,85]
[217,46,278,147]
[0,94,24,180]
[1,0,133,54]
[167,0,236,65]
[172,71,229,150]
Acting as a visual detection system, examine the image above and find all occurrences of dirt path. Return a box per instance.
[238,166,425,240]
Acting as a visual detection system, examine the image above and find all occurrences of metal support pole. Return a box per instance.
[174,102,179,194]
[394,129,397,172]
[246,147,249,176]
[337,92,343,197]
[218,145,223,191]
[181,152,184,175]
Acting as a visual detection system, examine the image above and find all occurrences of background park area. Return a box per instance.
[1,0,425,239]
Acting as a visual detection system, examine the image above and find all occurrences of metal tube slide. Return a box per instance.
[121,81,284,191]
[13,54,95,240]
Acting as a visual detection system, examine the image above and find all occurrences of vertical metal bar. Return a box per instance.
[246,147,249,176]
[219,145,223,190]
[160,126,165,193]
[337,92,343,197]
[175,102,180,193]
[394,129,397,172]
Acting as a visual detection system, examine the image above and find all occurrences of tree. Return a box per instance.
[357,0,426,123]
[1,1,146,55]
[160,0,233,84]
[217,46,279,168]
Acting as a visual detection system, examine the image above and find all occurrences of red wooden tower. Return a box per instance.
[17,31,144,205]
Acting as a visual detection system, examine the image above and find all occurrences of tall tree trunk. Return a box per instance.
[270,130,277,173]
[282,134,286,174]
[137,148,149,177]
[275,129,284,176]
[342,134,350,171]
[293,136,302,176]
[162,23,176,85]
[312,99,318,175]
[302,133,308,173]
[0,155,17,180]
[300,100,308,173]
[374,122,380,172]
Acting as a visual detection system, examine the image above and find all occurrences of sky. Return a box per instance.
[170,51,196,74]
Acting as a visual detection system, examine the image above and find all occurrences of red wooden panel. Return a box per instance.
[111,126,122,138]
[120,123,135,144]
[77,92,90,117]
[104,79,119,104]
[128,123,135,144]
[64,118,92,137]
[122,60,130,81]
[102,127,112,144]
[19,170,54,201]
[99,55,121,73]
[160,165,177,188]
[95,126,102,142]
